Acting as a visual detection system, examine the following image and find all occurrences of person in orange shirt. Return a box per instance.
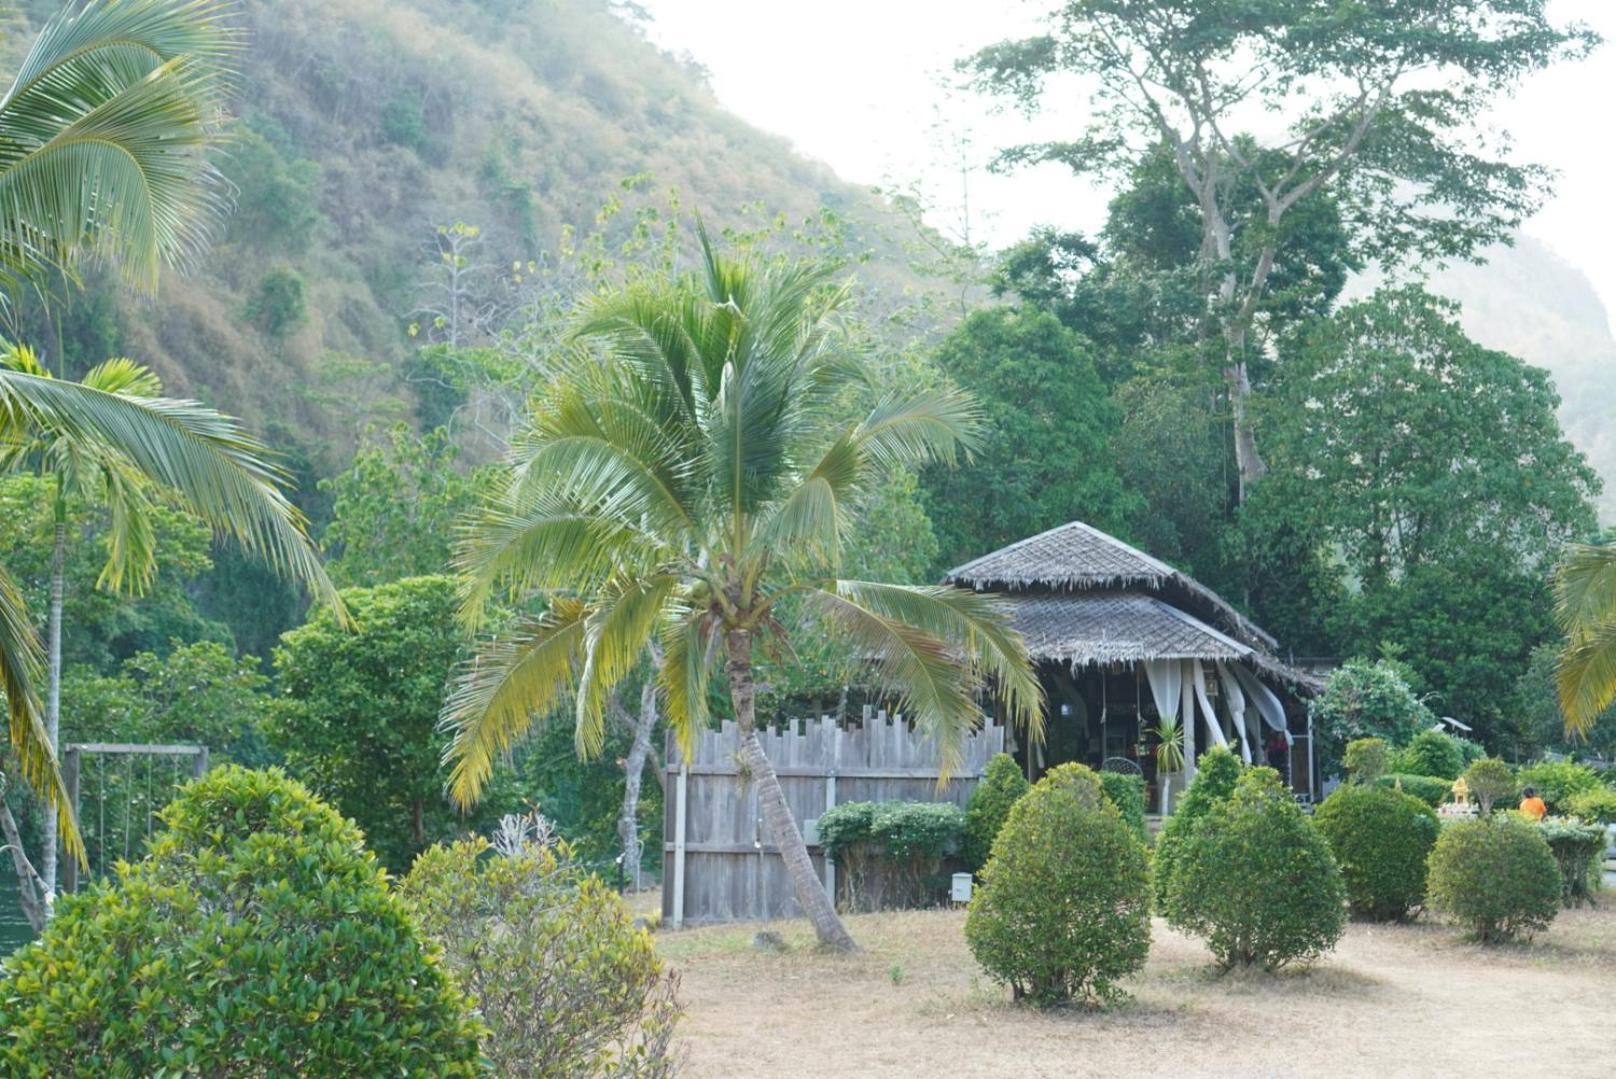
[1519,786,1547,821]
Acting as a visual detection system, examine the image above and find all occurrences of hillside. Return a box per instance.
[4,0,943,478]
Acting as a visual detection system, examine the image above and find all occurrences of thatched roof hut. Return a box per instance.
[947,522,1320,801]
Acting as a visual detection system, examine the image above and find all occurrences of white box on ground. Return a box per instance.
[951,872,972,903]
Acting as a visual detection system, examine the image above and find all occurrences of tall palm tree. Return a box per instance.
[1555,542,1616,740]
[0,0,238,884]
[0,347,341,900]
[442,233,1042,951]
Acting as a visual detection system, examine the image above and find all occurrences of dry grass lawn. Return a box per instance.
[654,902,1614,1077]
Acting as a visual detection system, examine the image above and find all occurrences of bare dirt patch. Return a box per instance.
[656,904,1614,1077]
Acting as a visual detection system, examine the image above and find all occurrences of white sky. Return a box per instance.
[638,0,1616,319]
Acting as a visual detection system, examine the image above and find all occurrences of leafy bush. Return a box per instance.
[1535,817,1607,907]
[1461,758,1517,817]
[1374,773,1452,808]
[818,800,965,911]
[962,753,1029,873]
[1426,817,1561,942]
[1310,659,1435,775]
[965,764,1150,1007]
[1343,737,1389,785]
[1450,735,1488,768]
[1566,786,1616,823]
[1515,761,1602,815]
[402,816,679,1078]
[0,767,482,1075]
[1165,768,1346,970]
[1152,746,1243,910]
[1393,728,1463,780]
[1098,770,1147,841]
[1313,784,1439,921]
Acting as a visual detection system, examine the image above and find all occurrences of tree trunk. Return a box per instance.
[617,677,658,893]
[0,793,47,932]
[724,628,858,952]
[40,504,66,904]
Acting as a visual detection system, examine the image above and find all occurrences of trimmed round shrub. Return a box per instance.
[1343,737,1389,785]
[1426,817,1561,942]
[1375,772,1452,808]
[817,800,964,911]
[1313,785,1439,921]
[963,752,1029,873]
[1165,768,1346,970]
[0,767,482,1076]
[1098,770,1147,841]
[1566,786,1616,823]
[1515,761,1602,814]
[1152,746,1243,910]
[402,818,680,1077]
[1394,728,1463,780]
[965,764,1150,1007]
[1535,817,1607,908]
[1461,758,1517,817]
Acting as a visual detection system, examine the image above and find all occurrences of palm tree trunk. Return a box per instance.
[40,500,66,903]
[617,677,657,893]
[0,794,47,932]
[724,628,858,953]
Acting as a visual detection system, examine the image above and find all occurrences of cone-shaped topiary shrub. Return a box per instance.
[965,763,1150,1008]
[1152,746,1243,910]
[1313,784,1439,921]
[1165,768,1346,970]
[0,767,482,1076]
[963,752,1030,874]
[1426,817,1561,942]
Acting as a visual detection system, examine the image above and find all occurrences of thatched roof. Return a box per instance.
[946,521,1277,651]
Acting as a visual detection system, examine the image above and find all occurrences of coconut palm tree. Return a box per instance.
[0,0,239,887]
[1555,542,1616,740]
[442,233,1042,951]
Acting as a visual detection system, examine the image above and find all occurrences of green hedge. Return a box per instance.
[1314,784,1439,921]
[1099,771,1147,841]
[1536,818,1607,907]
[818,800,965,911]
[963,753,1029,873]
[1515,761,1603,815]
[1566,786,1616,823]
[966,764,1150,1007]
[1375,773,1452,808]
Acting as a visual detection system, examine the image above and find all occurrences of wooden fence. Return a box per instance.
[662,712,1004,927]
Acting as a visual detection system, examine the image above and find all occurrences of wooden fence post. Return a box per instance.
[671,762,688,929]
[823,722,838,905]
[62,746,80,894]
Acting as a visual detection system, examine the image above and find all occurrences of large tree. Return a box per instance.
[442,234,1042,951]
[1252,286,1598,737]
[964,0,1597,499]
[0,0,241,879]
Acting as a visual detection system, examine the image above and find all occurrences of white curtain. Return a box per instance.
[1216,661,1252,763]
[1191,660,1229,751]
[1230,662,1288,737]
[1143,660,1182,725]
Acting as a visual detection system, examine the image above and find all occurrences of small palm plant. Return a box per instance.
[1152,716,1186,814]
[442,232,1042,951]
[1555,541,1616,739]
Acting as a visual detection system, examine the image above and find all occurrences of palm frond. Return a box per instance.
[575,575,678,758]
[1558,618,1616,740]
[0,562,80,864]
[441,599,588,809]
[0,368,339,615]
[0,0,239,294]
[658,605,716,757]
[1555,543,1616,635]
[853,389,983,470]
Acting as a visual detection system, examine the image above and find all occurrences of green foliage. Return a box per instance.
[1461,759,1517,817]
[1343,737,1389,786]
[1151,746,1243,910]
[1374,773,1453,809]
[921,306,1138,567]
[1313,784,1438,921]
[1535,817,1606,907]
[1426,818,1562,942]
[1394,729,1464,781]
[1165,769,1346,970]
[402,825,679,1078]
[1310,660,1435,776]
[1566,787,1616,824]
[269,576,510,870]
[0,767,482,1075]
[817,800,965,911]
[319,424,486,586]
[246,266,307,339]
[1515,642,1616,758]
[379,94,429,153]
[1515,761,1602,815]
[965,764,1150,1007]
[963,753,1029,873]
[1098,770,1146,841]
[220,126,322,253]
